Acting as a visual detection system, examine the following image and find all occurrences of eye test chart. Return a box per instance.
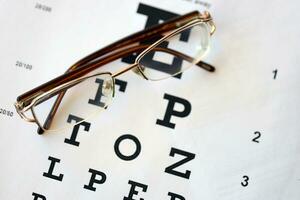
[0,0,300,199]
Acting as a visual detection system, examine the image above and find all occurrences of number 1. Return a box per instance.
[273,69,278,79]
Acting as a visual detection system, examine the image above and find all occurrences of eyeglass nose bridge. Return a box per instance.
[112,62,148,80]
[131,63,149,80]
[132,66,141,75]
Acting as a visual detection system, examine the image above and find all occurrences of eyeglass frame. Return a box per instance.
[14,10,216,134]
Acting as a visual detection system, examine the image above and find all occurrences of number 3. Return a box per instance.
[241,175,249,187]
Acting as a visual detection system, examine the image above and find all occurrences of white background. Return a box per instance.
[0,0,299,199]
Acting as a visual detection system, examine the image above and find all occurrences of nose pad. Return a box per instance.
[102,78,113,97]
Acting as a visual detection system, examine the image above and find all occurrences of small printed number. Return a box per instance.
[16,61,32,70]
[35,3,52,12]
[273,69,278,79]
[0,108,13,117]
[181,0,211,8]
[252,131,261,143]
[241,175,249,187]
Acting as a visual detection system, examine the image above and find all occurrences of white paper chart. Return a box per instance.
[0,0,300,199]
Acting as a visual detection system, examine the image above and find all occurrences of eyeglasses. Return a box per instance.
[14,11,216,134]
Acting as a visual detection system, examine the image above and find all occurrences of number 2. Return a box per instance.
[252,131,261,143]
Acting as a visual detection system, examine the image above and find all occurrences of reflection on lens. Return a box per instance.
[33,73,114,131]
[139,22,210,80]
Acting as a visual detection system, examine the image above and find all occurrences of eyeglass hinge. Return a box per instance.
[15,101,25,111]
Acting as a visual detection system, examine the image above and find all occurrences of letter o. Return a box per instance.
[114,134,141,161]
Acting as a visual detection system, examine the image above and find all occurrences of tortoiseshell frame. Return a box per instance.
[15,11,216,134]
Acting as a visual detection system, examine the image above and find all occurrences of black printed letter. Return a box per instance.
[115,79,127,92]
[43,156,64,181]
[88,78,106,107]
[114,134,141,161]
[64,114,91,147]
[124,180,148,200]
[122,4,189,79]
[156,94,191,129]
[165,148,195,179]
[32,192,46,200]
[168,192,185,200]
[84,168,107,191]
